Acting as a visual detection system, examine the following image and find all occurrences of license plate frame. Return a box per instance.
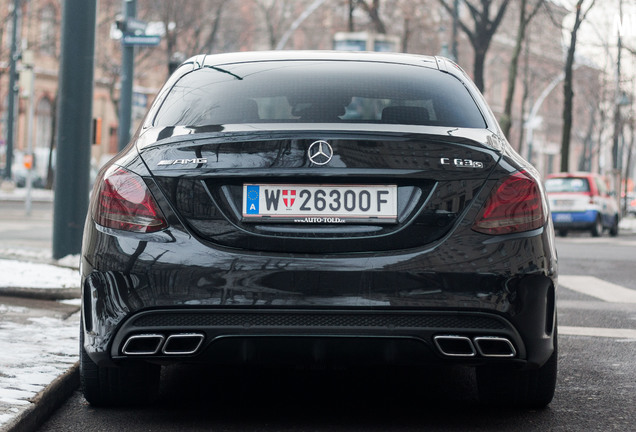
[242,183,398,224]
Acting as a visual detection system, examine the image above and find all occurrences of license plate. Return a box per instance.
[554,199,574,207]
[242,184,398,224]
[554,213,573,222]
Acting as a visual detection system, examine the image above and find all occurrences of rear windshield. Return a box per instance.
[545,177,590,193]
[152,61,486,128]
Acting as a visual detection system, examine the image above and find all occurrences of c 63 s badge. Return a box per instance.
[440,158,484,169]
[157,158,208,166]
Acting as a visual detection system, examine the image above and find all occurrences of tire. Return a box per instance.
[609,216,619,237]
[591,216,603,237]
[477,329,558,408]
[557,229,568,237]
[80,322,160,406]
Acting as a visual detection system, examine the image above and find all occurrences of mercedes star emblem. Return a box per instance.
[308,140,333,166]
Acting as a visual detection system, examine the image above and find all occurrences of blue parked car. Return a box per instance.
[546,172,620,237]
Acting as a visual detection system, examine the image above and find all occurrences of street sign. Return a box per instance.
[122,34,161,47]
[125,17,147,34]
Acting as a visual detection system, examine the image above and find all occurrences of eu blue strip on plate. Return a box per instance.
[245,185,260,214]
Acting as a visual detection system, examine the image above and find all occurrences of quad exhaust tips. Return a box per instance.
[433,335,516,358]
[122,333,205,356]
[162,333,205,355]
[473,336,517,358]
[433,335,476,357]
[121,332,515,358]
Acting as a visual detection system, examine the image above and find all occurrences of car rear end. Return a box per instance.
[80,52,557,407]
[546,172,619,236]
[547,175,598,229]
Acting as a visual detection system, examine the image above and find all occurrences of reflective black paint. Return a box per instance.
[81,53,557,380]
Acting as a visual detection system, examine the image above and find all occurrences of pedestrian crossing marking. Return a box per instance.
[559,326,636,339]
[559,275,636,303]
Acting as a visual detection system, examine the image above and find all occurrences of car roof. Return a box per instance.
[193,50,442,70]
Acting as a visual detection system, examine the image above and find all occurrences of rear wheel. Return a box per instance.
[557,229,568,237]
[477,330,557,408]
[591,216,603,237]
[80,323,160,406]
[609,215,619,237]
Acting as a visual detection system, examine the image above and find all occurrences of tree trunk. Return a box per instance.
[560,0,585,173]
[46,92,58,190]
[402,17,410,53]
[473,47,486,94]
[438,0,510,94]
[501,0,542,138]
[357,0,386,34]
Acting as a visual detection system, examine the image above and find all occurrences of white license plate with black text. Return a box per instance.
[242,184,398,223]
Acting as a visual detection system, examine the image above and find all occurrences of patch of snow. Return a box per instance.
[56,254,81,269]
[59,298,82,307]
[0,259,79,289]
[0,313,79,427]
[0,304,28,314]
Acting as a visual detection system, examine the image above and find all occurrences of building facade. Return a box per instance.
[0,0,620,188]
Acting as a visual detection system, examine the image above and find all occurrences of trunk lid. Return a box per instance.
[139,127,501,253]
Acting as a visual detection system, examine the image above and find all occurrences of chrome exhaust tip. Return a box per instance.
[162,333,205,355]
[433,335,476,357]
[122,334,165,355]
[473,336,517,358]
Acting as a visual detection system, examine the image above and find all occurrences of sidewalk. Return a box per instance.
[0,183,54,203]
[0,186,81,432]
[0,297,79,432]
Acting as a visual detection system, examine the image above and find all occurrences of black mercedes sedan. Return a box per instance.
[80,51,557,408]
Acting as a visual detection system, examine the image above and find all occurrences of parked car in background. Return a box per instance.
[81,51,558,408]
[626,194,636,216]
[11,150,50,188]
[545,172,620,237]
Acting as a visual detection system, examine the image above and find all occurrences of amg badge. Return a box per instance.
[157,158,208,166]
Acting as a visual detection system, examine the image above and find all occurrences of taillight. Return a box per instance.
[93,166,168,233]
[472,171,546,235]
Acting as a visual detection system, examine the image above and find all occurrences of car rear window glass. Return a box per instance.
[152,61,486,128]
[545,177,590,193]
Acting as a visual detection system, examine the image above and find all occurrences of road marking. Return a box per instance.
[560,326,636,339]
[559,275,636,303]
[558,237,636,247]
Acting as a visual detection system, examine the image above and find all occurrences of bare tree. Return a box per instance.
[355,0,386,34]
[93,0,127,120]
[0,3,16,99]
[499,0,544,138]
[438,0,510,92]
[252,0,297,49]
[560,0,596,172]
[147,0,227,76]
[22,1,64,189]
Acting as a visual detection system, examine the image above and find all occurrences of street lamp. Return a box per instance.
[524,65,581,175]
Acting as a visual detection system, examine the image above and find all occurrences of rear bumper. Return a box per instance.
[551,210,598,230]
[81,221,557,371]
[99,300,554,369]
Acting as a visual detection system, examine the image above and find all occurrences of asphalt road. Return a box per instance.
[36,231,636,431]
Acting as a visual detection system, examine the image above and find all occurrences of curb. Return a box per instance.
[0,196,54,203]
[4,363,79,432]
[0,287,80,301]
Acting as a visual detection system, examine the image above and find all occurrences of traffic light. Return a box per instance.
[23,153,33,170]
